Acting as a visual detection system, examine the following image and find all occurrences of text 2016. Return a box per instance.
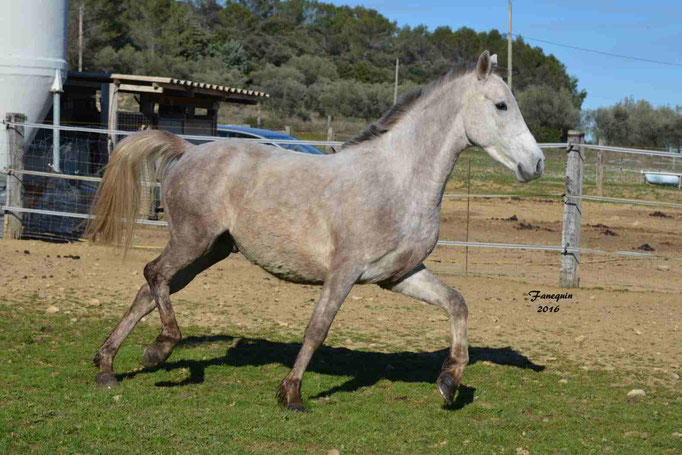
[537,305,560,313]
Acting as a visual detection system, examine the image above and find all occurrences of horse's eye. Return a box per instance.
[495,102,508,111]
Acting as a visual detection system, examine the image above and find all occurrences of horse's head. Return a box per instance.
[461,50,545,183]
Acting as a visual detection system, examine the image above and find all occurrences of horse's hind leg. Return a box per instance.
[141,231,234,369]
[381,264,469,405]
[94,284,156,387]
[93,231,233,386]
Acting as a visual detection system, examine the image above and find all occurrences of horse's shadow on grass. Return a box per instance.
[119,335,544,410]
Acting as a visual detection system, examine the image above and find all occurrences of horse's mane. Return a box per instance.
[343,61,478,148]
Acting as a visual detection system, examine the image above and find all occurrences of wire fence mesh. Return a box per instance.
[0,122,346,241]
[8,126,109,240]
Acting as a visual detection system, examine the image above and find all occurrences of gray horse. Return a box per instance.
[87,50,544,411]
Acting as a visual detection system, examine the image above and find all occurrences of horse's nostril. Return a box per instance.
[535,158,544,175]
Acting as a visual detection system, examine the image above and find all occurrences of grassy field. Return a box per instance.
[1,302,679,455]
[449,147,682,204]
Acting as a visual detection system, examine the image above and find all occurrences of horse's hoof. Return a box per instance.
[95,372,119,388]
[141,344,168,368]
[285,402,308,413]
[437,371,457,405]
[276,380,306,412]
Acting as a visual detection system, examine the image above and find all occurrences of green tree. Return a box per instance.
[72,0,588,127]
[66,0,127,71]
[287,55,338,86]
[252,64,307,116]
[585,99,682,148]
[516,85,580,142]
[122,0,189,56]
[208,41,249,73]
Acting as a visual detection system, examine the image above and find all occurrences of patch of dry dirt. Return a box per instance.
[1,197,680,380]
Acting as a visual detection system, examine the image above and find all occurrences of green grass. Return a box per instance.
[1,304,679,454]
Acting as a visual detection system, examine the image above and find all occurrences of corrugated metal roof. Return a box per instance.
[67,71,269,99]
[167,78,268,98]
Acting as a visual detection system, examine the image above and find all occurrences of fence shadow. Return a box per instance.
[119,335,544,407]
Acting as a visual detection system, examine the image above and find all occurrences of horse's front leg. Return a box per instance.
[381,264,469,405]
[277,267,360,412]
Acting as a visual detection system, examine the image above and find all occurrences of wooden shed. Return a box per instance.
[10,73,268,239]
[63,71,268,141]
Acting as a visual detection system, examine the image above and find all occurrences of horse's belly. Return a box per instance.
[246,252,327,284]
[232,232,329,285]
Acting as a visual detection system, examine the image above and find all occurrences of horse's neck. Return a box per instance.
[380,84,469,212]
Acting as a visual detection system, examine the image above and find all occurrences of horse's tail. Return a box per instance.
[85,130,191,252]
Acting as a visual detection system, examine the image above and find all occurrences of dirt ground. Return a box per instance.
[1,197,680,382]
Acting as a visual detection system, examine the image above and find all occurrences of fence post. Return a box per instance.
[284,125,291,136]
[596,138,605,196]
[3,113,27,240]
[560,130,584,288]
[326,114,334,154]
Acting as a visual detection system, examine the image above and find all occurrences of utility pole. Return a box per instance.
[508,0,512,90]
[78,2,84,72]
[393,58,399,104]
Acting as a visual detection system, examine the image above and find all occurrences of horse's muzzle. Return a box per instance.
[517,158,544,182]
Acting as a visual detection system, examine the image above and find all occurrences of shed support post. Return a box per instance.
[3,113,27,240]
[107,82,119,154]
[560,130,585,288]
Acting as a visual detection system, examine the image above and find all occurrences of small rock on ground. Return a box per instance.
[627,389,646,399]
[46,305,59,314]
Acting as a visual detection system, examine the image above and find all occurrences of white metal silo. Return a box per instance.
[0,0,69,182]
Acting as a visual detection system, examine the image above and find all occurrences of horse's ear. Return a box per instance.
[476,50,492,80]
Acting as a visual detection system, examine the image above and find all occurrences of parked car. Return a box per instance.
[217,125,325,155]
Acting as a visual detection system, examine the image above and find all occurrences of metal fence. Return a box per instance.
[2,118,681,287]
